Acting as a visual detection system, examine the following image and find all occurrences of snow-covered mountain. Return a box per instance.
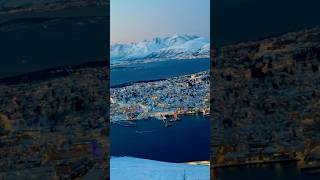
[111,34,210,64]
[111,157,209,180]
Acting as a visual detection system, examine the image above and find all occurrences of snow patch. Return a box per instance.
[111,157,210,180]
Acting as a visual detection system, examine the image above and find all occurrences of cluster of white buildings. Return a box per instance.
[110,71,210,122]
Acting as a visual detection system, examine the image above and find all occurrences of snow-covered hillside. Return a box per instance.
[111,157,210,180]
[111,34,210,65]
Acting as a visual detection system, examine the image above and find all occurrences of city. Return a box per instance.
[111,71,210,123]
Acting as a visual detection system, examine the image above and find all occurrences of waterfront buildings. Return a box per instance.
[110,71,210,122]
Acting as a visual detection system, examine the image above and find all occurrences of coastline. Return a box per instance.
[0,60,108,85]
[0,4,108,25]
[0,1,108,16]
[110,70,210,122]
[111,56,210,67]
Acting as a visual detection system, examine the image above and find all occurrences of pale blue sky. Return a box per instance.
[111,0,210,44]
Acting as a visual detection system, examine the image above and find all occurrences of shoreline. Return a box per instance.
[110,78,167,89]
[0,1,108,16]
[110,71,210,122]
[0,15,107,27]
[0,5,108,24]
[111,114,210,127]
[0,60,107,85]
[111,56,209,68]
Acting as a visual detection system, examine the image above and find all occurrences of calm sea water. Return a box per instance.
[110,59,210,163]
[0,7,108,78]
[110,115,210,163]
[214,163,320,180]
[110,58,210,86]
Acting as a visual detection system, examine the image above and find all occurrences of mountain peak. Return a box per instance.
[111,34,209,64]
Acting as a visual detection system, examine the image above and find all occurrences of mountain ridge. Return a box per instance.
[111,34,210,65]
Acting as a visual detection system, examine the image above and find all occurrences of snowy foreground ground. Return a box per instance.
[111,157,210,180]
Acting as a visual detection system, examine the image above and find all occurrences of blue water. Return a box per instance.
[214,163,320,180]
[0,7,108,78]
[110,58,210,163]
[110,115,210,163]
[110,58,210,86]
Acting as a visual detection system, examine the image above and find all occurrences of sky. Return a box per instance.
[111,0,210,44]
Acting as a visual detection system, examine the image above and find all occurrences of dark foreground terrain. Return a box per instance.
[0,0,107,15]
[0,62,109,179]
[211,27,320,176]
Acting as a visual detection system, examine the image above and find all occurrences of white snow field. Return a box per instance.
[111,157,210,180]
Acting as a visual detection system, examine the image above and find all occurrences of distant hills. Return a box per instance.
[111,34,210,65]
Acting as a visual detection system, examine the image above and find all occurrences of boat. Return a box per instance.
[135,130,154,134]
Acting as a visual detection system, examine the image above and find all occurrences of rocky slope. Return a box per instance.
[211,27,320,168]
